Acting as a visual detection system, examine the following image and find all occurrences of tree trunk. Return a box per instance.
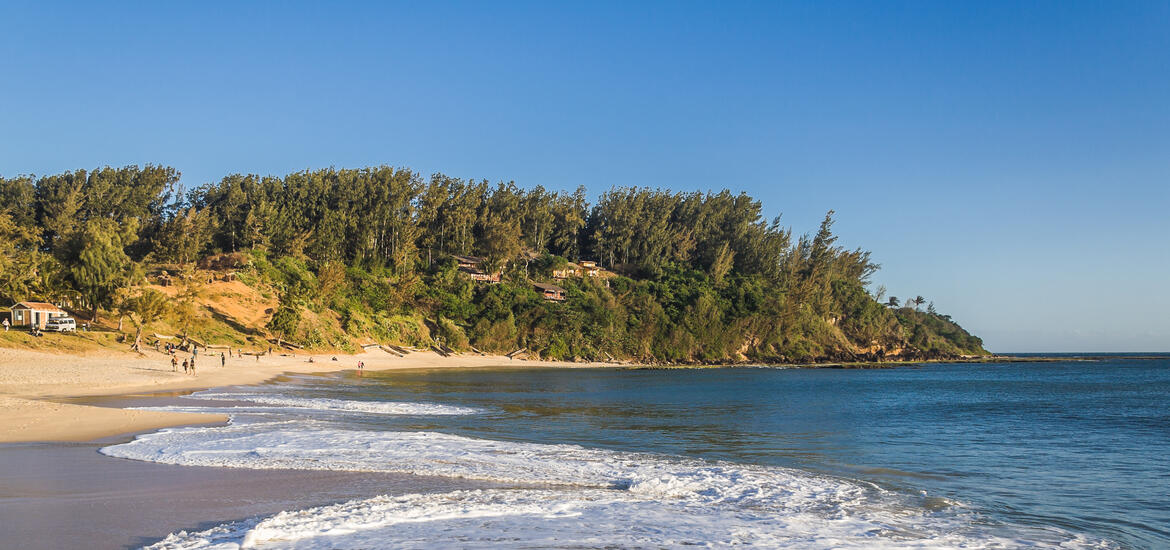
[118,315,124,332]
[132,325,143,352]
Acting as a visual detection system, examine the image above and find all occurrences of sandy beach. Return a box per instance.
[0,345,598,443]
[0,345,603,549]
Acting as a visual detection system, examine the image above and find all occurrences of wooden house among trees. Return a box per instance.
[581,261,617,279]
[533,282,566,301]
[453,254,502,283]
[552,262,582,279]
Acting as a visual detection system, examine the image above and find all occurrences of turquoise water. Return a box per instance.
[353,357,1170,548]
[110,356,1170,549]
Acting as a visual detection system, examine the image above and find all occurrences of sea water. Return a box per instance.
[102,356,1170,549]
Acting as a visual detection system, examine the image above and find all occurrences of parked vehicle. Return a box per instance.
[44,317,77,332]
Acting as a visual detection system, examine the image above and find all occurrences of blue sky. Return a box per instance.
[1,1,1167,351]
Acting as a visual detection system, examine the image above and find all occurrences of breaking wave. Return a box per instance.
[103,388,1114,549]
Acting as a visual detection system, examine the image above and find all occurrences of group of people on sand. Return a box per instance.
[165,343,273,375]
[168,347,229,376]
[170,354,197,375]
[163,347,368,377]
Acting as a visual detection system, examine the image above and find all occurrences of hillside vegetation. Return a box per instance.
[0,165,986,362]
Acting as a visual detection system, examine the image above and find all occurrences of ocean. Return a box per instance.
[102,356,1170,549]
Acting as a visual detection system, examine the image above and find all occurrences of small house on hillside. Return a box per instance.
[533,282,566,302]
[580,261,602,277]
[453,255,502,284]
[9,301,69,329]
[553,262,582,279]
[452,255,485,269]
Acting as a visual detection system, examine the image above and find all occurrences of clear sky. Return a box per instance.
[1,1,1167,352]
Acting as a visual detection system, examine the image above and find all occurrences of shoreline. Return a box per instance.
[0,346,608,444]
[623,353,1169,370]
[3,345,1161,444]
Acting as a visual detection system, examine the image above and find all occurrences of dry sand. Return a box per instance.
[0,345,601,443]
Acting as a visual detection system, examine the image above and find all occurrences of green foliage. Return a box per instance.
[0,212,58,304]
[65,220,140,319]
[893,308,987,356]
[266,293,302,340]
[125,288,170,350]
[2,165,986,361]
[434,317,469,350]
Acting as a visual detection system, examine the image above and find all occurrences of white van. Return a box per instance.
[44,317,77,332]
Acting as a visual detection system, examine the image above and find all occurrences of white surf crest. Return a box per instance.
[143,488,1113,550]
[104,420,1112,549]
[184,390,480,416]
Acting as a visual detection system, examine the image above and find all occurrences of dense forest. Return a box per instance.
[0,165,986,362]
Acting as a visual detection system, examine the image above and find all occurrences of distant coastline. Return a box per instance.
[624,353,1170,370]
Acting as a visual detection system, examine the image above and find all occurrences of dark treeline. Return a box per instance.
[0,165,985,361]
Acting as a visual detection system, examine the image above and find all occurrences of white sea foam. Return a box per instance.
[184,390,479,416]
[143,487,1110,550]
[104,413,1112,549]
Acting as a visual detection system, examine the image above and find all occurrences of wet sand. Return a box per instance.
[0,430,501,549]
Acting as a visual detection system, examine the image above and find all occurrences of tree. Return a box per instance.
[0,213,45,303]
[114,289,134,333]
[149,205,215,264]
[267,292,301,342]
[886,296,899,308]
[66,220,137,321]
[316,261,347,304]
[126,289,170,351]
[478,213,521,275]
[912,296,926,311]
[709,242,735,287]
[173,267,206,338]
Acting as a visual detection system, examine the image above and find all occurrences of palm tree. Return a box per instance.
[912,296,926,311]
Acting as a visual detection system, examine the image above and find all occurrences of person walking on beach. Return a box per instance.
[171,356,178,372]
[357,360,364,377]
[189,359,195,376]
[221,352,226,367]
[182,359,189,374]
